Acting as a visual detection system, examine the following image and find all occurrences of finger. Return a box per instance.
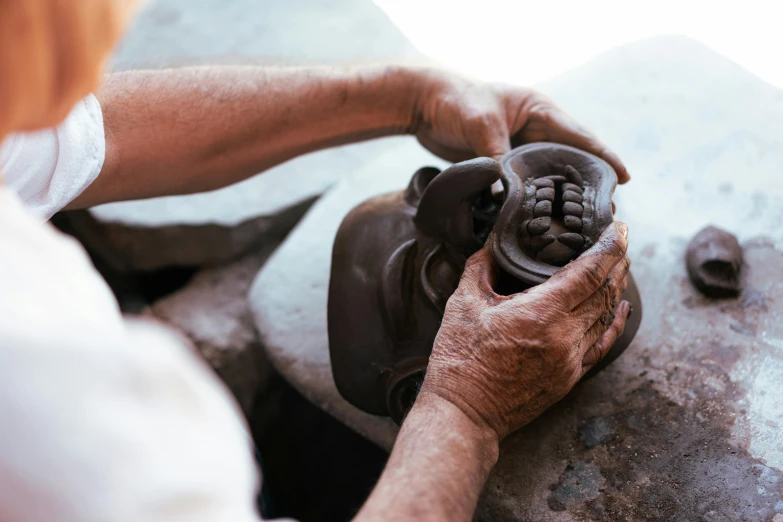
[569,256,630,331]
[471,122,511,161]
[534,221,629,311]
[416,134,475,163]
[581,301,630,371]
[456,246,500,301]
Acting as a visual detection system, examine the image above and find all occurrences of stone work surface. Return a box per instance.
[149,242,281,414]
[78,0,430,270]
[251,36,783,520]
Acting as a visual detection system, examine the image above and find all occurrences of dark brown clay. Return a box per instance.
[328,143,643,423]
[686,225,743,298]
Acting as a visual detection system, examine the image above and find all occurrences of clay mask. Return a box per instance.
[329,143,642,424]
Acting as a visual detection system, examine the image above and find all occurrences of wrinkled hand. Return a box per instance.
[0,0,138,134]
[412,71,629,183]
[419,223,631,440]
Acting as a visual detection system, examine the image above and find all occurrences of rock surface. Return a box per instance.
[251,36,783,520]
[79,0,431,270]
[150,241,283,414]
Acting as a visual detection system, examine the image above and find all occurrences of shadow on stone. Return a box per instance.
[251,375,387,522]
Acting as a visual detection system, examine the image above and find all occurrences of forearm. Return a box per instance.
[70,65,424,208]
[354,393,499,522]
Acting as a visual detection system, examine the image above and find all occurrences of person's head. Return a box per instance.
[0,0,140,138]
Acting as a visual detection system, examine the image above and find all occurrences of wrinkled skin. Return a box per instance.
[412,73,630,184]
[421,222,631,440]
[0,0,139,136]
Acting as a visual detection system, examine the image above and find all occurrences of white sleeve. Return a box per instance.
[0,94,105,220]
[0,189,269,522]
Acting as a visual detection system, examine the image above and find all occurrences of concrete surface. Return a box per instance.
[78,0,431,270]
[148,244,282,414]
[251,35,783,521]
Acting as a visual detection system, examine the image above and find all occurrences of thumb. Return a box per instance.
[457,247,500,299]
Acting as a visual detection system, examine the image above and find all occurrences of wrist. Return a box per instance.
[380,65,445,135]
[409,390,500,471]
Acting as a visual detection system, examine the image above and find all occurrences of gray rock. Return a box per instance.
[251,36,783,521]
[82,0,432,270]
[151,242,282,414]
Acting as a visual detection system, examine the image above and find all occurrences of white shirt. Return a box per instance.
[1,95,105,220]
[0,99,276,521]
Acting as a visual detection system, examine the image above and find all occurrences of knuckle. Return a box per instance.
[582,263,606,291]
[605,238,627,259]
[465,110,498,130]
[527,96,556,119]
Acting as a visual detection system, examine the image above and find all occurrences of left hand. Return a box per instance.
[420,223,631,440]
[411,70,629,183]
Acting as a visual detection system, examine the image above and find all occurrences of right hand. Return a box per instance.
[0,0,138,135]
[419,222,631,440]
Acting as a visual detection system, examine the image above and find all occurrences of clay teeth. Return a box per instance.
[564,215,583,232]
[558,232,585,250]
[536,188,555,202]
[562,183,583,194]
[564,165,583,186]
[528,217,551,235]
[533,178,555,189]
[543,175,567,184]
[533,200,552,217]
[530,234,556,251]
[563,202,584,216]
[562,191,583,204]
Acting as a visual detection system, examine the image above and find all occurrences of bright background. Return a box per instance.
[376,0,783,87]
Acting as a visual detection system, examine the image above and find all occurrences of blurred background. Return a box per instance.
[57,1,783,521]
[378,0,783,89]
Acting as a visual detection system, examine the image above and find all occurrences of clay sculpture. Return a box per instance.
[686,225,743,298]
[328,143,643,424]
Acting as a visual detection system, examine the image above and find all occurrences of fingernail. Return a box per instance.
[624,301,633,319]
[615,221,628,239]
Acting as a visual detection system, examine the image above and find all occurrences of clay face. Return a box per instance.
[686,225,743,298]
[329,143,642,424]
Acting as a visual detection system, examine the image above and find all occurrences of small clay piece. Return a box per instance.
[537,187,555,201]
[329,143,642,424]
[686,225,743,298]
[564,215,583,232]
[565,164,584,185]
[534,200,552,217]
[528,217,552,235]
[562,202,583,216]
[531,234,556,251]
[558,232,585,250]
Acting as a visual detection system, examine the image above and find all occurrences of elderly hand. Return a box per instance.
[411,70,629,183]
[419,222,631,440]
[0,0,138,135]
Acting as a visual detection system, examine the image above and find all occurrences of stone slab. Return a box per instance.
[149,242,282,414]
[80,0,431,270]
[251,35,783,520]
